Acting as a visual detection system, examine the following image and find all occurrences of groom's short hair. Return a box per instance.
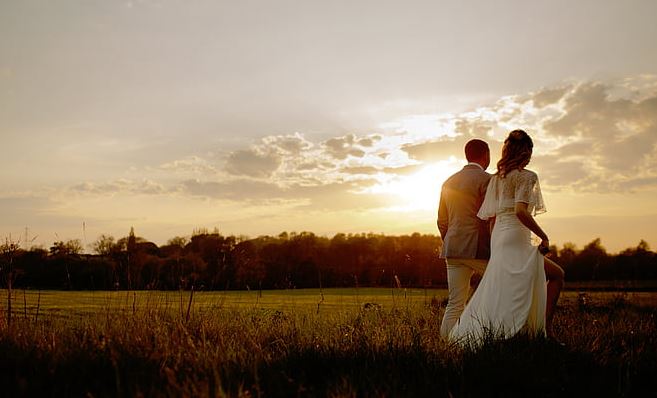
[465,139,489,162]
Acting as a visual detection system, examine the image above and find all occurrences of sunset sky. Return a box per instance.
[1,0,656,253]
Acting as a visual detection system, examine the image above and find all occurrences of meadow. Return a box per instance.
[1,288,656,397]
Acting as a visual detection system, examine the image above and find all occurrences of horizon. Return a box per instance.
[11,225,651,257]
[2,0,657,253]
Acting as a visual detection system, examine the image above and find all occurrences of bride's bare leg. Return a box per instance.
[544,257,565,337]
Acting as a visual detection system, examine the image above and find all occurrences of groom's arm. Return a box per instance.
[437,190,449,238]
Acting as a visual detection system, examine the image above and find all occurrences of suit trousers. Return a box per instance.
[439,258,488,337]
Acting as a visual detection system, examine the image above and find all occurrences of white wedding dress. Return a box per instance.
[449,169,547,345]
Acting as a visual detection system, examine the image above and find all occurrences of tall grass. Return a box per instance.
[0,291,655,397]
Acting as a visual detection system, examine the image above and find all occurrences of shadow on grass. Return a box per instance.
[2,337,655,397]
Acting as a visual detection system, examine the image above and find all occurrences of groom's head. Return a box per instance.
[465,139,490,170]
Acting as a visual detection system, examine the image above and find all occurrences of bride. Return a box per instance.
[449,129,565,344]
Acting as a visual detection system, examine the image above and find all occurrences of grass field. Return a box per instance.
[1,288,656,397]
[3,288,445,319]
[5,288,657,318]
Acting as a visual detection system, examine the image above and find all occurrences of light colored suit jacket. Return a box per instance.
[438,164,492,259]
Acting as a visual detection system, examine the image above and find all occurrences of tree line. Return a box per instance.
[1,228,655,291]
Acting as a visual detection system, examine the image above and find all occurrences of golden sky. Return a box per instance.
[1,1,656,252]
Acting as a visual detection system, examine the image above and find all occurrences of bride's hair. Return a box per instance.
[497,129,533,177]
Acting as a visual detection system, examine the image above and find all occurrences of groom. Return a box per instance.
[437,139,492,337]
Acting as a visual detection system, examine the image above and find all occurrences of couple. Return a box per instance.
[437,129,565,344]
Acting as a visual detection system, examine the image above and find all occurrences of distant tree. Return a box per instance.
[192,227,220,237]
[1,236,22,325]
[636,239,650,253]
[557,242,578,267]
[91,234,116,256]
[568,238,609,280]
[233,240,265,289]
[615,240,657,280]
[127,227,137,254]
[167,236,188,248]
[49,239,83,256]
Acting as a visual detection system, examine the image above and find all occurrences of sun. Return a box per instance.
[366,159,462,211]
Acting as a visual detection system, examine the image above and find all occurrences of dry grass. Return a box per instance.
[1,289,656,397]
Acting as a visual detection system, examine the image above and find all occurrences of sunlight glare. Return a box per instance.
[379,115,456,139]
[366,159,461,212]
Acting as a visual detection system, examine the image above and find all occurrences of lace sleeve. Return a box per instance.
[477,176,498,220]
[514,170,546,216]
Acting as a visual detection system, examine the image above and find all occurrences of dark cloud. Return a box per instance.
[530,155,588,187]
[225,149,281,178]
[544,82,634,139]
[541,82,657,190]
[173,79,657,200]
[531,86,569,108]
[552,141,593,157]
[400,79,657,193]
[601,129,656,172]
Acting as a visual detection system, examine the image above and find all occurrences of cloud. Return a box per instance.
[396,77,657,193]
[616,177,657,190]
[159,156,218,175]
[454,118,496,137]
[293,182,390,211]
[180,178,387,211]
[539,81,657,191]
[219,132,392,188]
[323,134,370,160]
[531,86,569,108]
[223,133,326,180]
[70,179,167,195]
[383,164,426,176]
[402,139,466,162]
[340,166,380,175]
[61,76,657,215]
[188,77,657,213]
[225,149,281,178]
[262,132,313,155]
[357,135,382,147]
[530,155,589,188]
[182,178,284,201]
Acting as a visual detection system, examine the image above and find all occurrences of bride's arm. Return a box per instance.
[515,202,549,249]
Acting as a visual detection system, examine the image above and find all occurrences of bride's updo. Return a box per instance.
[497,129,533,177]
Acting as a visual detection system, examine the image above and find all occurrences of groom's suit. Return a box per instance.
[437,163,491,337]
[438,164,492,259]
